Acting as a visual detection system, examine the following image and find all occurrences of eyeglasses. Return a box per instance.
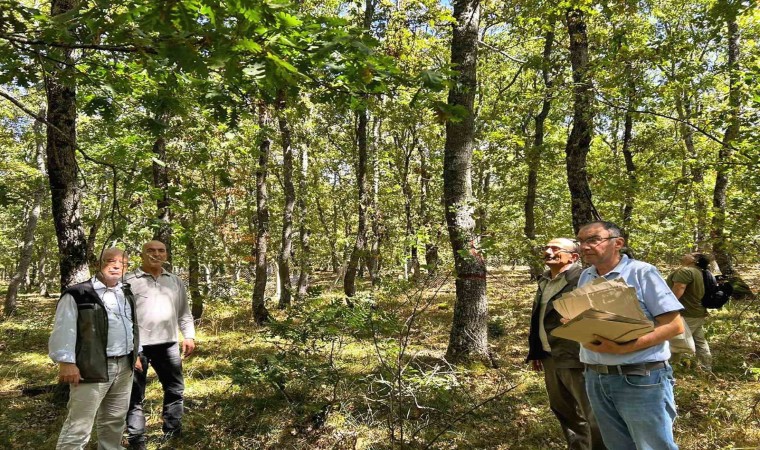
[576,236,620,247]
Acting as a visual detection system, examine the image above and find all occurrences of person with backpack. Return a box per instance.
[666,253,712,371]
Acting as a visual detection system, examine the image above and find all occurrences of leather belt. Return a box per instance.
[107,354,129,359]
[585,361,667,376]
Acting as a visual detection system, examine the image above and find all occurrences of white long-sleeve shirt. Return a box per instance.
[49,277,134,363]
[124,268,195,346]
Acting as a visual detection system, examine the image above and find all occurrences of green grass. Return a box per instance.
[1,267,758,449]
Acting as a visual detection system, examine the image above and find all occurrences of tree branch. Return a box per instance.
[0,33,156,54]
[478,39,526,64]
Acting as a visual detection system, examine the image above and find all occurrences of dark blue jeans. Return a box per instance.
[127,342,184,443]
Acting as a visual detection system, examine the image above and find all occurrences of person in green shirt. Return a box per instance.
[666,252,711,370]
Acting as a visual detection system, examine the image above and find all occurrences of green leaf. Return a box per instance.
[266,52,298,73]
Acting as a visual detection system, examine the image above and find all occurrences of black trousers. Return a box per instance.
[126,342,184,443]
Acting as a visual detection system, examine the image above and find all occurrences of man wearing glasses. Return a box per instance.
[576,221,684,450]
[125,240,196,449]
[527,238,605,450]
[49,248,140,449]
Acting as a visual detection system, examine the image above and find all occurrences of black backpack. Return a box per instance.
[700,269,734,309]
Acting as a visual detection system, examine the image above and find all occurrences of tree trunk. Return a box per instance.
[182,217,203,320]
[252,110,272,324]
[395,135,418,281]
[5,108,46,316]
[444,0,488,364]
[621,96,636,230]
[37,239,50,297]
[711,12,739,277]
[45,0,89,289]
[564,9,596,234]
[344,107,369,298]
[86,192,110,267]
[296,144,311,300]
[675,94,707,249]
[419,145,438,274]
[367,117,382,285]
[524,24,555,280]
[152,115,172,265]
[276,93,295,308]
[315,193,339,273]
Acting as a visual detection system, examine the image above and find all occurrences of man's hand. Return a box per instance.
[182,339,196,358]
[58,363,83,386]
[582,335,633,354]
[530,360,544,372]
[134,356,143,373]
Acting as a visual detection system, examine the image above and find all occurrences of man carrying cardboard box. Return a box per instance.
[526,238,605,450]
[576,221,684,450]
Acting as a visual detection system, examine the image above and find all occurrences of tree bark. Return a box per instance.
[276,93,295,308]
[344,106,369,298]
[523,23,555,280]
[45,0,89,289]
[367,117,382,285]
[444,0,489,364]
[296,143,311,300]
[5,108,46,316]
[252,109,272,324]
[564,9,596,234]
[419,145,438,274]
[181,216,203,320]
[711,11,739,277]
[86,191,110,267]
[152,114,172,265]
[675,94,707,248]
[621,70,637,231]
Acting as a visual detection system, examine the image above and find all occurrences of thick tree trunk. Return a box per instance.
[152,116,172,265]
[296,144,311,300]
[46,0,89,289]
[276,93,295,308]
[344,107,369,298]
[5,109,46,316]
[564,9,596,234]
[444,0,488,364]
[712,13,739,277]
[252,111,272,324]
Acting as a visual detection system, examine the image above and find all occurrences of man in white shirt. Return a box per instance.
[49,247,140,450]
[125,240,195,449]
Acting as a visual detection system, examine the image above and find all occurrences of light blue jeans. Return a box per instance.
[585,365,678,450]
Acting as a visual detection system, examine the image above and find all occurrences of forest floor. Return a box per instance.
[1,266,759,449]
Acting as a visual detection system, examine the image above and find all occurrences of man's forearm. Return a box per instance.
[624,311,684,353]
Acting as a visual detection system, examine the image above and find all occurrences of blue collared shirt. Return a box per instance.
[578,255,683,365]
